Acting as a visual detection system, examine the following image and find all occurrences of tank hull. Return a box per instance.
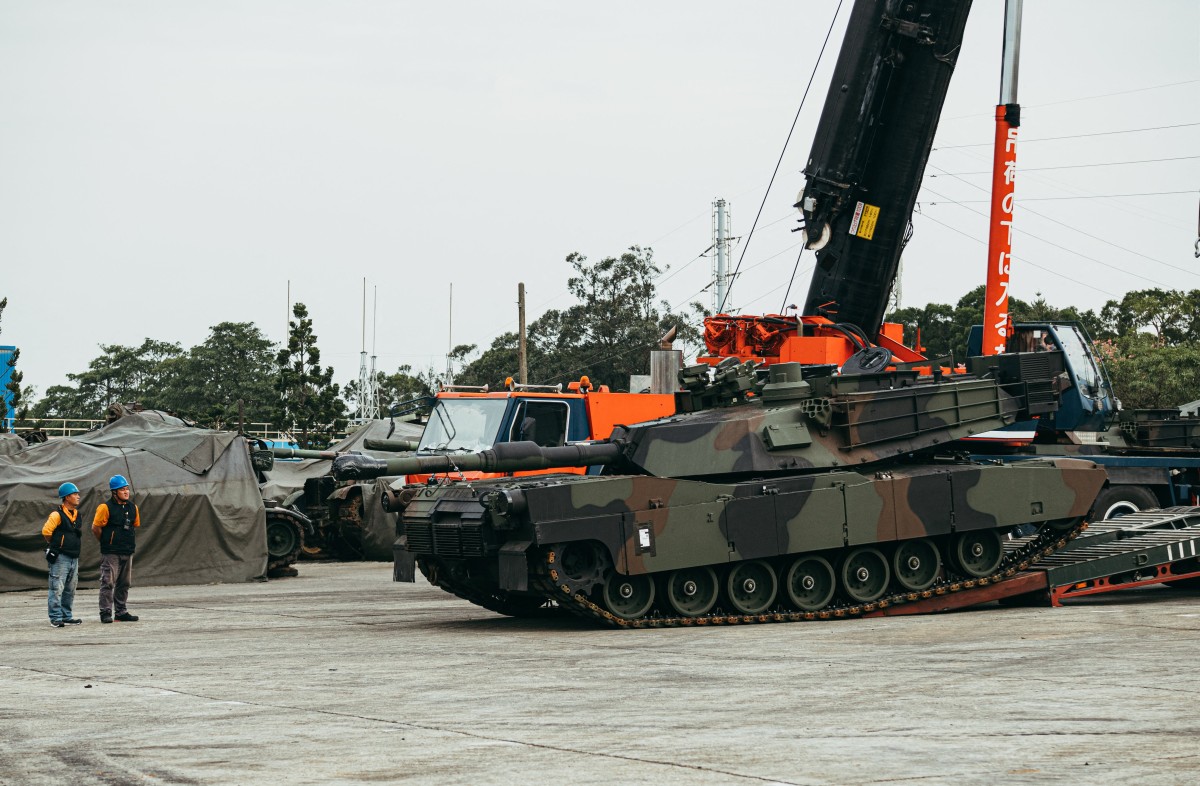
[399,458,1106,625]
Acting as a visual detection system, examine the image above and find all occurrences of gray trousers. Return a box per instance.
[99,553,133,615]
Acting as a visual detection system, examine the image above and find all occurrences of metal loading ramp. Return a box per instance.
[866,507,1200,617]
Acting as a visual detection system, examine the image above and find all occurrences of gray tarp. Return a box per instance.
[0,414,267,592]
[0,433,26,457]
[260,419,422,560]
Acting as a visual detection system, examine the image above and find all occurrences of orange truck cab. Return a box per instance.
[407,378,675,484]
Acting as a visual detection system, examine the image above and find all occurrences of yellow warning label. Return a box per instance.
[853,203,880,240]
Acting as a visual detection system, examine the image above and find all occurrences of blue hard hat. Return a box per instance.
[57,482,79,498]
[109,474,130,491]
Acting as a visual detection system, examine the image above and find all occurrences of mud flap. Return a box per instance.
[499,540,532,591]
[393,541,416,582]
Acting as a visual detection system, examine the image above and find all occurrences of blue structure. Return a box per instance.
[0,345,14,429]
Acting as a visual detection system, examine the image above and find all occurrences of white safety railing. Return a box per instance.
[7,418,347,443]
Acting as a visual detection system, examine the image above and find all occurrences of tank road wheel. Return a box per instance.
[664,566,719,617]
[892,539,941,592]
[601,573,656,621]
[265,512,305,578]
[784,555,836,612]
[951,530,1003,578]
[554,541,608,594]
[725,560,778,614]
[266,516,300,560]
[839,547,890,604]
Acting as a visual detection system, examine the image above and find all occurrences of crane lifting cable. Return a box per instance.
[717,0,845,314]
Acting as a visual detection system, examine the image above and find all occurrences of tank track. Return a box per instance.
[411,519,1084,627]
[532,521,1087,629]
[416,556,554,618]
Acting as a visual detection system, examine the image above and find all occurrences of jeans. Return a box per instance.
[99,553,133,616]
[48,555,79,623]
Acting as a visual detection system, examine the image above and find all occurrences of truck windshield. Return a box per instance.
[1052,324,1103,398]
[418,399,509,453]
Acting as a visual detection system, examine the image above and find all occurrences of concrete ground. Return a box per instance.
[3,562,1198,786]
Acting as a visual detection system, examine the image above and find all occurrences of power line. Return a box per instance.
[937,144,1195,234]
[931,155,1200,175]
[656,248,712,286]
[926,190,1194,203]
[913,211,1123,299]
[942,79,1200,121]
[718,0,844,313]
[917,184,1173,292]
[933,122,1200,150]
[1023,79,1200,110]
[779,247,806,313]
[924,163,1200,279]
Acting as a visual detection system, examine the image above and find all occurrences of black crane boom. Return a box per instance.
[800,0,973,335]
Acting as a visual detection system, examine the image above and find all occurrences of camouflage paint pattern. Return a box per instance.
[393,360,1108,619]
[401,457,1105,583]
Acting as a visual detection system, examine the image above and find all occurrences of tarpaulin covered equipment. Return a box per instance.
[261,419,422,560]
[0,413,266,592]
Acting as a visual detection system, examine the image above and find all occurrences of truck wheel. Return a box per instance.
[1092,486,1159,520]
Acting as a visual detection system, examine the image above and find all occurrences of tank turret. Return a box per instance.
[344,361,1022,483]
[615,361,1020,478]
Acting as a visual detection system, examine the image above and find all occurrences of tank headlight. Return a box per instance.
[485,489,527,518]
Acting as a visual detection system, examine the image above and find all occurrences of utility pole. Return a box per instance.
[518,282,528,384]
[444,284,454,385]
[713,198,732,312]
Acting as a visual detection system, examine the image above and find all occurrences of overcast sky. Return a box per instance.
[2,1,1197,401]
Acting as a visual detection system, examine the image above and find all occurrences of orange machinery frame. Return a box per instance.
[698,313,928,369]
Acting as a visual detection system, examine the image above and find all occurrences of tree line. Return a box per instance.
[4,267,1197,441]
[3,247,705,442]
[8,306,338,449]
[886,286,1200,410]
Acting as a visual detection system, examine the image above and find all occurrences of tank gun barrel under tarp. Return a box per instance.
[266,438,420,462]
[270,447,341,461]
[333,440,623,481]
[363,438,422,453]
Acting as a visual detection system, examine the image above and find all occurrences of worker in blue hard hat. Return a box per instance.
[92,474,141,624]
[42,482,85,628]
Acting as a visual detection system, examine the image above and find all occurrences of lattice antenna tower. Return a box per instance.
[357,278,379,421]
[712,198,733,313]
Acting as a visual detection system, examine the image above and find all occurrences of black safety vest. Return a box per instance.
[99,499,138,555]
[51,506,83,558]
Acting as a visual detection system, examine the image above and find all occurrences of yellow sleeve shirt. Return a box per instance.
[92,502,141,537]
[42,508,79,539]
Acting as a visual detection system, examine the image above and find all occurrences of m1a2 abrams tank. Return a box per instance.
[334,360,1108,627]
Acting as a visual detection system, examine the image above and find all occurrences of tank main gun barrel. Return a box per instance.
[332,440,623,481]
[363,438,421,453]
[270,447,339,460]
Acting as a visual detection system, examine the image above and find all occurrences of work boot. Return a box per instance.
[100,612,113,624]
[64,618,82,625]
[50,619,64,628]
[115,612,139,622]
